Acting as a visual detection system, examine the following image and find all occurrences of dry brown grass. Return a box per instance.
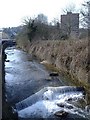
[16,37,89,88]
[28,39,89,86]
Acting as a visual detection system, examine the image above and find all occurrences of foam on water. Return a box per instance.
[18,94,84,118]
[16,86,84,111]
[15,86,90,119]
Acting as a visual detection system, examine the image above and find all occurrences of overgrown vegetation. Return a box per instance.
[16,2,90,92]
[17,14,66,42]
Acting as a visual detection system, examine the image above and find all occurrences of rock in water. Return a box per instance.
[57,103,73,109]
[5,60,10,62]
[57,103,64,108]
[67,98,73,101]
[54,110,68,117]
[85,105,90,113]
[49,72,59,77]
[66,105,73,109]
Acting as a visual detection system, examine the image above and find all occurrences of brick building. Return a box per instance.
[61,12,79,38]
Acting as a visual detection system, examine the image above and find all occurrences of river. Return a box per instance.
[5,47,90,120]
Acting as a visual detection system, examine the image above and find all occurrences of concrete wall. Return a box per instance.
[0,47,2,120]
[0,32,2,40]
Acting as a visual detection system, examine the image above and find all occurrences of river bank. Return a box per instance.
[17,38,89,90]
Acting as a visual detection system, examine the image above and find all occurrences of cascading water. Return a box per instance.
[16,86,85,111]
[15,86,90,119]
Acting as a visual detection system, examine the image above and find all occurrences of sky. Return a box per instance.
[0,0,85,28]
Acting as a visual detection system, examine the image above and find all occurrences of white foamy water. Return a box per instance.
[16,86,89,119]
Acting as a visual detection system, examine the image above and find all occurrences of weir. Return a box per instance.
[16,86,85,111]
[16,86,88,119]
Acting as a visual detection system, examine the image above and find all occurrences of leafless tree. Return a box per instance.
[35,14,48,24]
[80,1,90,28]
[62,4,76,14]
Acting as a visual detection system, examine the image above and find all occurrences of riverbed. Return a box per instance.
[5,47,90,119]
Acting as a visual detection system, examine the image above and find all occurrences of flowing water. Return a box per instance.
[5,47,90,120]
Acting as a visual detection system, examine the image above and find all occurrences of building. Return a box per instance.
[0,29,3,40]
[61,12,79,38]
[0,29,10,40]
[2,32,10,39]
[0,32,2,40]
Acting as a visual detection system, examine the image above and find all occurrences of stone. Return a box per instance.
[66,105,73,109]
[45,77,52,81]
[67,98,72,101]
[40,60,50,64]
[85,105,90,112]
[5,60,10,62]
[49,72,59,77]
[54,110,68,117]
[57,103,73,109]
[57,103,64,108]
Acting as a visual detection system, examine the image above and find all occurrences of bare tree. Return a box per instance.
[62,4,76,14]
[22,17,37,42]
[35,13,48,24]
[80,1,90,28]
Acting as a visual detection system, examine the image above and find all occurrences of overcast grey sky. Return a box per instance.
[0,0,85,28]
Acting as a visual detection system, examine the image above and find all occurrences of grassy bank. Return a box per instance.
[16,37,89,89]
